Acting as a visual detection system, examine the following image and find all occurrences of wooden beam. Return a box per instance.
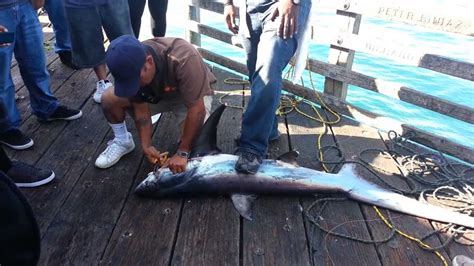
[191,24,473,124]
[309,27,474,81]
[310,0,474,36]
[307,58,474,124]
[197,48,474,163]
[186,0,201,46]
[323,10,361,100]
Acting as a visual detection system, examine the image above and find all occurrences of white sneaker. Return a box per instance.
[95,133,135,168]
[94,80,113,103]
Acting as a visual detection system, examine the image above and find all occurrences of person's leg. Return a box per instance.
[100,0,134,41]
[0,97,33,149]
[148,0,168,37]
[13,3,60,121]
[65,6,113,103]
[236,4,303,173]
[0,145,12,172]
[43,0,76,68]
[95,87,135,168]
[0,6,23,128]
[128,0,146,38]
[43,0,71,53]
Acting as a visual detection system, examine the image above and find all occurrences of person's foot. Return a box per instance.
[235,150,263,175]
[42,105,82,122]
[94,80,112,103]
[95,133,135,168]
[58,50,78,70]
[0,129,34,150]
[6,161,55,188]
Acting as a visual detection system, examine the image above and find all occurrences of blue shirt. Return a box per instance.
[64,0,111,8]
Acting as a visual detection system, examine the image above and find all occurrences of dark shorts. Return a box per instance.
[64,0,133,68]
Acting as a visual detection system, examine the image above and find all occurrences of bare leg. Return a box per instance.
[100,87,131,123]
[93,63,108,81]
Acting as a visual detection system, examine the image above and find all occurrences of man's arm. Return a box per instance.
[130,101,162,164]
[166,98,206,174]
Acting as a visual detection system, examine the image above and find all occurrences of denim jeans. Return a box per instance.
[0,98,11,133]
[65,0,133,68]
[44,0,72,53]
[0,2,59,129]
[238,0,312,157]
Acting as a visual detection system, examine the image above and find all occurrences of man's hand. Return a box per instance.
[271,0,299,39]
[224,4,239,34]
[166,154,188,174]
[143,145,162,164]
[0,25,11,47]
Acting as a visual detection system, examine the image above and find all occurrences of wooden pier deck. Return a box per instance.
[7,24,473,266]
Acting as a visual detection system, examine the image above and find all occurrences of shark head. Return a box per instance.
[135,104,227,197]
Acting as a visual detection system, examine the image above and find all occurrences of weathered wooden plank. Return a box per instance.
[194,29,473,124]
[284,103,381,266]
[242,114,311,266]
[330,117,451,266]
[100,112,183,266]
[419,54,474,81]
[9,60,90,161]
[323,10,361,100]
[171,67,240,266]
[12,58,78,132]
[308,27,474,80]
[378,131,474,261]
[186,0,201,46]
[306,58,474,124]
[197,48,474,163]
[38,119,143,265]
[309,0,474,36]
[16,70,107,231]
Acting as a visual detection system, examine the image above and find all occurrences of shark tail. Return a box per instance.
[340,164,474,229]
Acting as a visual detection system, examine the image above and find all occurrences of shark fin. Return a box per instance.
[189,104,226,158]
[231,194,258,220]
[277,150,300,166]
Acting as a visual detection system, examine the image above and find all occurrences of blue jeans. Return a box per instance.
[44,0,72,53]
[238,0,312,157]
[0,2,59,129]
[65,0,133,68]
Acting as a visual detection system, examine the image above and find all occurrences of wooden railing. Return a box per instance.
[186,0,474,163]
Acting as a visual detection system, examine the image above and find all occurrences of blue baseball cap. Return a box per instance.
[106,35,146,97]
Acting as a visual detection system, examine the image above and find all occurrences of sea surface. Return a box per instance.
[139,0,474,149]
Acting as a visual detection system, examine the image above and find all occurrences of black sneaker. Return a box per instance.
[43,105,82,122]
[0,129,34,150]
[58,50,79,70]
[6,161,55,188]
[235,151,263,175]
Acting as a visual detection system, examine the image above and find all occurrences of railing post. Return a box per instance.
[323,9,361,100]
[186,0,201,46]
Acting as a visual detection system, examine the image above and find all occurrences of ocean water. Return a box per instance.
[140,0,474,149]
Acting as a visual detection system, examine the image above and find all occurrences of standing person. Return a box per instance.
[128,0,168,38]
[223,0,312,174]
[63,0,134,103]
[95,35,215,174]
[43,0,76,69]
[0,2,82,150]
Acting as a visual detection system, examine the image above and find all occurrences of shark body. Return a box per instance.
[135,105,474,227]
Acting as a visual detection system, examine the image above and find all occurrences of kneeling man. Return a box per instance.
[96,35,215,174]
